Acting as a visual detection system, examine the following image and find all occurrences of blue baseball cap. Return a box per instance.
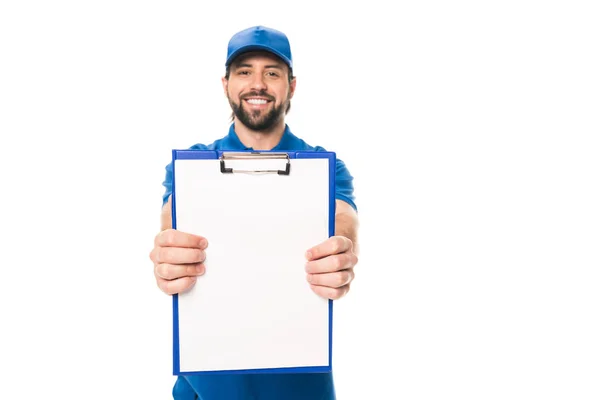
[225,26,293,69]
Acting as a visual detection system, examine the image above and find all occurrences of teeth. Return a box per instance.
[247,99,267,105]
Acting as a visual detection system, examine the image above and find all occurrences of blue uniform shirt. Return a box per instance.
[161,124,356,400]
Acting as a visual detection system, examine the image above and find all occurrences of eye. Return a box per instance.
[266,71,280,78]
[237,70,251,76]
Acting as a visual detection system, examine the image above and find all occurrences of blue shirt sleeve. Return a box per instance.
[313,146,357,212]
[161,144,208,206]
[334,157,357,211]
[161,160,174,206]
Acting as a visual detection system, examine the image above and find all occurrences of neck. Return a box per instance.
[233,119,286,150]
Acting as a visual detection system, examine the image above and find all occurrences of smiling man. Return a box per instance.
[221,27,297,150]
[150,25,359,400]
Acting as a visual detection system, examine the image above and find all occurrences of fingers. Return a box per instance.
[150,246,206,265]
[304,236,357,300]
[154,262,205,281]
[306,236,352,261]
[307,269,354,289]
[156,276,198,295]
[150,229,208,296]
[309,283,351,300]
[154,262,205,295]
[155,229,208,250]
[305,252,358,274]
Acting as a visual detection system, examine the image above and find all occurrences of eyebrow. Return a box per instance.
[234,63,284,70]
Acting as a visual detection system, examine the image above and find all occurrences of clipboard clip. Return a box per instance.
[220,152,291,175]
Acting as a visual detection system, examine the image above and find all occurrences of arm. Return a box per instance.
[334,199,360,256]
[160,196,173,230]
[305,199,360,300]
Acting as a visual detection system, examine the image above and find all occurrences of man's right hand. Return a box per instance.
[149,228,208,295]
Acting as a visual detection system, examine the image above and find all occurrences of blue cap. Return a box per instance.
[225,26,293,69]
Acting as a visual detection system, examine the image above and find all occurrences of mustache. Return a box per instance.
[241,91,275,101]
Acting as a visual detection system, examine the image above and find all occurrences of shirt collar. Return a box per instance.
[224,124,299,151]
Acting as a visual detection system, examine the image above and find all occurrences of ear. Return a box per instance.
[289,77,297,99]
[221,76,228,96]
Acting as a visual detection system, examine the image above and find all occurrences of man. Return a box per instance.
[149,25,359,399]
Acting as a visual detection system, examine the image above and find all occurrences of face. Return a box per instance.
[223,52,296,132]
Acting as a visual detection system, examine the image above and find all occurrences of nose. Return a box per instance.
[250,73,267,91]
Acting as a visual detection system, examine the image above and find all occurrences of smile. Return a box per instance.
[245,98,270,105]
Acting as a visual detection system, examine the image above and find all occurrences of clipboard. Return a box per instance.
[171,150,336,375]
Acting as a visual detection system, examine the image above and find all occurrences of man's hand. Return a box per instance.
[149,228,208,295]
[305,235,358,300]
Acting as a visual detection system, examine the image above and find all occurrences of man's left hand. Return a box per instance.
[305,236,358,300]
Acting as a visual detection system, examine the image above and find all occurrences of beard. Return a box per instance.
[229,91,289,132]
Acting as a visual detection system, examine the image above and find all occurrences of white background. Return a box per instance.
[1,1,599,399]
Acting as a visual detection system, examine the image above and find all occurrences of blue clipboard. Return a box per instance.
[171,150,336,375]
